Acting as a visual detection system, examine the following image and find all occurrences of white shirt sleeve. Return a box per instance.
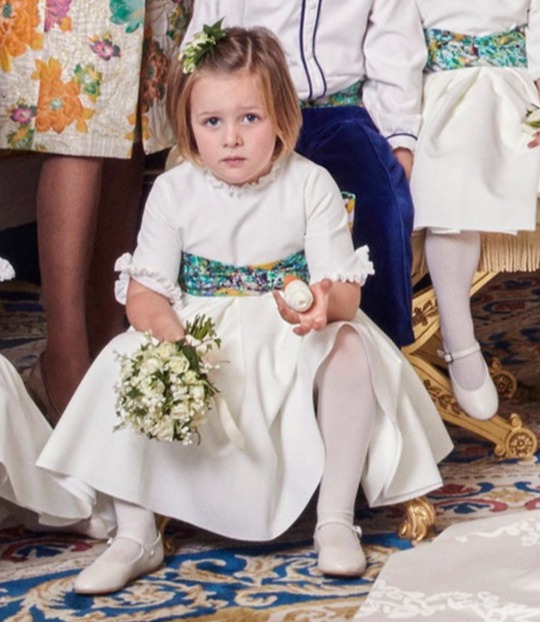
[362,0,427,151]
[303,166,374,285]
[114,175,184,307]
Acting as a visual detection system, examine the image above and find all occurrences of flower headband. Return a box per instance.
[178,19,227,74]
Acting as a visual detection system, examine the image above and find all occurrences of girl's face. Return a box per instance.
[189,69,278,186]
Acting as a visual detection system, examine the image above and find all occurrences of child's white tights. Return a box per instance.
[99,498,157,564]
[315,326,375,548]
[425,229,485,390]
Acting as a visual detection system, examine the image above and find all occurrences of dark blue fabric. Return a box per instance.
[296,106,414,347]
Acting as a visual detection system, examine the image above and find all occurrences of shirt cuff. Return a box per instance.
[386,133,417,152]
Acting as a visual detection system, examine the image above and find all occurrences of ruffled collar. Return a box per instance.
[203,159,284,196]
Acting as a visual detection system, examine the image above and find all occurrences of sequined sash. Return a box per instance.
[424,26,527,72]
[300,80,364,109]
[180,250,310,296]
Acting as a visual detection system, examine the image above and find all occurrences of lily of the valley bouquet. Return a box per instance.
[522,103,540,135]
[114,315,221,444]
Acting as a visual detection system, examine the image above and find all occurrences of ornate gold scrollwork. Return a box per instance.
[398,496,436,542]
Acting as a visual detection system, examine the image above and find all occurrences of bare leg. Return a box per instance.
[315,326,375,576]
[36,155,103,412]
[35,146,144,412]
[87,143,144,358]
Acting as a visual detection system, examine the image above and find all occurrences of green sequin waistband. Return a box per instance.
[300,80,364,109]
[425,26,527,72]
[180,250,310,297]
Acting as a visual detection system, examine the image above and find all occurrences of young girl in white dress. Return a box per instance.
[38,24,453,594]
[411,0,540,420]
[0,258,111,535]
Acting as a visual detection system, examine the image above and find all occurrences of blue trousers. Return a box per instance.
[296,106,414,347]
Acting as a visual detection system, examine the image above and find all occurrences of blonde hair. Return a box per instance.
[167,26,302,163]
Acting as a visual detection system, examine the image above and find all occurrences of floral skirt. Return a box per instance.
[0,0,192,158]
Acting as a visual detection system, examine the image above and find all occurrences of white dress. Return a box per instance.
[412,0,540,232]
[38,154,453,541]
[0,259,112,533]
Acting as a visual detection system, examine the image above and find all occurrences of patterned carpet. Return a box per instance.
[0,271,539,621]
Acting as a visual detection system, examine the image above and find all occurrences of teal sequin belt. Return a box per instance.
[300,80,364,109]
[180,250,310,296]
[424,26,527,72]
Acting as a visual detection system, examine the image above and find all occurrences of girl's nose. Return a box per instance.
[223,124,242,147]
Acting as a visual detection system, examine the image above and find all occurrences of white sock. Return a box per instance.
[98,499,157,565]
[425,230,487,390]
[315,327,375,548]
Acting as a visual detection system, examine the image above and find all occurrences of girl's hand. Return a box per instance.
[151,320,186,343]
[527,132,540,149]
[126,280,186,342]
[273,279,333,336]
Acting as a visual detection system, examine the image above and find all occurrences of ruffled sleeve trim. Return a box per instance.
[314,245,375,286]
[114,253,184,309]
[0,258,15,282]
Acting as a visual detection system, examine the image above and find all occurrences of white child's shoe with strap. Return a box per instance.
[314,517,366,577]
[438,342,498,421]
[74,532,164,595]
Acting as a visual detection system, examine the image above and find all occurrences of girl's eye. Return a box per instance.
[244,113,259,123]
[204,117,220,127]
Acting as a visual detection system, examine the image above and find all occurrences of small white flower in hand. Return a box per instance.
[282,276,313,312]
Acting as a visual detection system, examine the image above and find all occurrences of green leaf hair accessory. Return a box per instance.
[178,19,227,74]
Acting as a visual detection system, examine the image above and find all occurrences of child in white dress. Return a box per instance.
[411,0,540,420]
[38,24,453,594]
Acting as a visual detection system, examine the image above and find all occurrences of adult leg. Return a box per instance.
[86,143,144,359]
[35,155,103,416]
[315,326,375,576]
[425,230,498,419]
[74,498,162,594]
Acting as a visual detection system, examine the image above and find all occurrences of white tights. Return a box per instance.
[315,326,375,547]
[425,230,486,390]
[99,499,157,564]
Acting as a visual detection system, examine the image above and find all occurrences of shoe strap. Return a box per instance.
[107,532,161,557]
[316,518,362,539]
[437,342,481,364]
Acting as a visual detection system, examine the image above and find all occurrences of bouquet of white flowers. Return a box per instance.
[114,315,221,444]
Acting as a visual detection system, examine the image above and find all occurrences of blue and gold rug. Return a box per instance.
[0,273,539,621]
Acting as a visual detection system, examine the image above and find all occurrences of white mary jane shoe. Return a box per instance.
[438,342,498,421]
[314,519,366,577]
[74,532,164,595]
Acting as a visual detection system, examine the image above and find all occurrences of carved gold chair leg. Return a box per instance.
[398,496,436,542]
[156,515,176,556]
[490,357,518,400]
